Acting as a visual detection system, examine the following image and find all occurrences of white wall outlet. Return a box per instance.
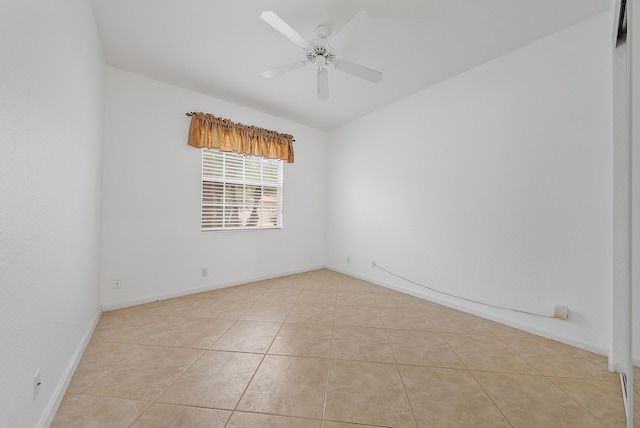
[113,279,121,289]
[33,369,41,400]
[201,268,208,277]
[553,305,569,320]
[346,256,351,263]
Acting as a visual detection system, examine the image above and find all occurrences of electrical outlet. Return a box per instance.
[554,305,569,320]
[371,260,376,268]
[113,279,121,289]
[201,268,208,277]
[33,370,41,400]
[346,256,351,263]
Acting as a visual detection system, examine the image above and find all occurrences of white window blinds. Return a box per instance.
[202,148,283,231]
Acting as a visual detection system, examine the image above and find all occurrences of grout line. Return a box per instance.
[229,277,306,421]
[58,269,625,427]
[466,370,514,427]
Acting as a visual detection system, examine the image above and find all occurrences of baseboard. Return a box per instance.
[37,306,102,428]
[101,265,325,311]
[327,265,611,357]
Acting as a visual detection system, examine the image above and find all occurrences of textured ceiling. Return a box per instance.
[91,0,609,130]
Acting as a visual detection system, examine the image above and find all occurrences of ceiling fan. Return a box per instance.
[260,10,383,100]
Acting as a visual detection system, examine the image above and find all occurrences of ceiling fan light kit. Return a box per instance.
[260,10,383,100]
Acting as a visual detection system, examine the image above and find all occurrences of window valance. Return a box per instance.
[186,112,295,163]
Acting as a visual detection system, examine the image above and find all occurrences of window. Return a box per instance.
[201,148,283,230]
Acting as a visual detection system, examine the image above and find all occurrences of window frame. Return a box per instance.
[201,148,284,231]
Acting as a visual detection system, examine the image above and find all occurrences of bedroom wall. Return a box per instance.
[632,0,640,363]
[0,1,104,427]
[100,67,327,308]
[326,12,614,353]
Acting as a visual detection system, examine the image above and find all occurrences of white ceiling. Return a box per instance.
[91,0,609,131]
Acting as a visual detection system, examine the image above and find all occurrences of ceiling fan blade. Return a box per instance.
[334,59,383,83]
[329,10,372,51]
[262,61,308,78]
[260,11,310,49]
[317,68,329,100]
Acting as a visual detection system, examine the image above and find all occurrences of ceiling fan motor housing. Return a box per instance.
[306,45,336,65]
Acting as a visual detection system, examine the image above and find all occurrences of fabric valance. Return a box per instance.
[186,112,294,163]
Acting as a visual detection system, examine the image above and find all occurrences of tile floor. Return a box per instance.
[52,269,637,427]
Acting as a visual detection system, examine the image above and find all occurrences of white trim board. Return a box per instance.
[326,265,611,358]
[101,265,325,312]
[37,307,102,428]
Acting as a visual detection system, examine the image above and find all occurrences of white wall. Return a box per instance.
[100,67,327,308]
[632,0,640,363]
[327,12,614,353]
[0,1,104,427]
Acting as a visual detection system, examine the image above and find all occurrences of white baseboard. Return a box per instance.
[37,306,102,428]
[101,265,325,311]
[326,265,612,357]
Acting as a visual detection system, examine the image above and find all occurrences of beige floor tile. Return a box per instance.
[269,323,333,358]
[142,298,217,317]
[222,287,267,302]
[131,299,177,315]
[51,394,149,428]
[549,377,627,427]
[200,299,253,319]
[337,281,373,293]
[336,291,377,306]
[506,337,618,381]
[257,290,301,305]
[412,298,449,313]
[378,307,436,331]
[53,269,627,427]
[157,350,262,409]
[324,360,416,428]
[473,371,605,427]
[331,326,395,363]
[210,320,281,353]
[129,404,231,428]
[305,279,339,291]
[152,318,233,349]
[101,315,187,345]
[310,269,340,280]
[297,289,338,304]
[274,278,309,288]
[478,318,538,338]
[426,311,494,335]
[102,305,150,316]
[66,341,146,393]
[399,365,509,428]
[240,302,293,322]
[83,346,202,401]
[443,334,539,374]
[373,292,419,308]
[270,282,307,293]
[333,305,383,328]
[92,313,146,341]
[228,412,322,428]
[237,355,330,419]
[189,288,232,300]
[286,303,335,325]
[322,422,381,428]
[387,330,464,368]
[369,284,395,293]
